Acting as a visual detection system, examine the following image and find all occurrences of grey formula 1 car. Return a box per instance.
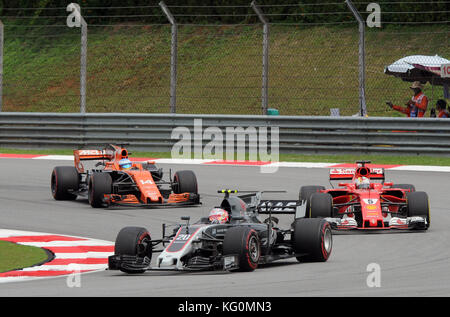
[108,190,332,273]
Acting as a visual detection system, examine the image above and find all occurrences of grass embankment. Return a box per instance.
[3,24,449,115]
[0,241,48,273]
[1,147,450,166]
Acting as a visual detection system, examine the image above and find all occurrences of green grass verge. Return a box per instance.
[1,147,450,166]
[0,241,49,273]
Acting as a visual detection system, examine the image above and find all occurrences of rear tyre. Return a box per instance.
[406,191,430,229]
[173,170,198,194]
[299,186,325,212]
[114,226,152,274]
[51,166,79,200]
[88,172,112,208]
[223,226,260,272]
[293,218,332,262]
[309,193,333,218]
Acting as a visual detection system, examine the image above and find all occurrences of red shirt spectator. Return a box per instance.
[435,99,449,118]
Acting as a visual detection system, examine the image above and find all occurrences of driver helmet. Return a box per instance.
[118,158,132,170]
[355,176,370,189]
[208,208,229,224]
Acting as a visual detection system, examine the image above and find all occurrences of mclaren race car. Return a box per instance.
[51,144,200,208]
[108,189,332,273]
[300,161,430,230]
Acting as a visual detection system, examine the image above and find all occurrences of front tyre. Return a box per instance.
[88,172,112,208]
[406,191,430,229]
[114,226,152,274]
[293,218,332,262]
[173,170,198,194]
[299,185,325,212]
[223,226,260,272]
[309,193,333,218]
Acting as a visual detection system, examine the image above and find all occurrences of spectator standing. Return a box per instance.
[386,81,428,117]
[430,99,449,118]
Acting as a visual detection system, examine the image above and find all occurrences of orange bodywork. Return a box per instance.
[74,145,128,174]
[73,144,196,206]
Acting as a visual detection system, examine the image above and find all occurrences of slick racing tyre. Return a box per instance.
[223,226,260,272]
[114,227,152,274]
[309,193,333,218]
[173,170,198,194]
[88,172,112,208]
[293,218,332,262]
[51,166,79,200]
[406,191,430,229]
[299,185,325,212]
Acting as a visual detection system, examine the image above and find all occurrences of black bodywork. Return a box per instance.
[108,190,318,272]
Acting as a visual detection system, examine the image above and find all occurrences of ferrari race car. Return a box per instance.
[51,144,200,208]
[108,189,332,273]
[299,161,430,230]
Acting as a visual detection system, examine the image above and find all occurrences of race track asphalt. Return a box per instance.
[0,158,449,296]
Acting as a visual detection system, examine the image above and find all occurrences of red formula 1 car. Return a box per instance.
[51,144,200,208]
[299,161,430,230]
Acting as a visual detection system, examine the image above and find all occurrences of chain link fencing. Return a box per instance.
[366,26,449,116]
[0,1,449,116]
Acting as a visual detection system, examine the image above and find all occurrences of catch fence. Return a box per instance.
[0,1,448,116]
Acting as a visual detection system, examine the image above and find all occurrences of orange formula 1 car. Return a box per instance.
[51,144,200,208]
[299,161,430,230]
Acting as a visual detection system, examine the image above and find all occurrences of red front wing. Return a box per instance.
[325,182,408,229]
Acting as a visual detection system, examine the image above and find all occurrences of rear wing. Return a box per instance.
[258,200,308,219]
[258,200,299,214]
[329,167,385,181]
[233,191,307,218]
[73,145,129,172]
[74,149,111,161]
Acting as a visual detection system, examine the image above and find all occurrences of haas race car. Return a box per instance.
[51,144,200,208]
[300,161,430,230]
[108,190,332,273]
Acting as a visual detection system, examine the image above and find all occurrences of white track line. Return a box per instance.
[53,252,113,259]
[21,240,115,247]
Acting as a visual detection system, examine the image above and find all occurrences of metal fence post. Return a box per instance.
[160,1,177,113]
[0,20,3,112]
[346,0,367,117]
[80,19,87,114]
[67,3,87,113]
[251,1,269,115]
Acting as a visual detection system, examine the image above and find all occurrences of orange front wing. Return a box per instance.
[105,192,200,208]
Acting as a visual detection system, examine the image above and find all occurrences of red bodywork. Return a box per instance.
[324,165,410,229]
[73,144,197,206]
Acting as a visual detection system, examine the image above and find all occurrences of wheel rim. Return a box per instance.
[51,173,56,194]
[248,235,259,262]
[173,175,180,193]
[137,235,151,257]
[323,227,332,254]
